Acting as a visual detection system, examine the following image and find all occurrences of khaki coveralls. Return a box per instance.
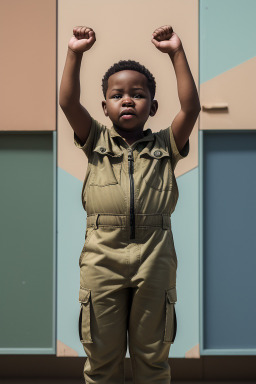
[74,117,189,384]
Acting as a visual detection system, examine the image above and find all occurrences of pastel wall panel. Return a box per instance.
[0,132,56,354]
[0,0,56,131]
[200,130,256,355]
[200,0,256,130]
[58,0,199,181]
[171,168,200,358]
[200,0,256,83]
[200,57,256,130]
[57,0,199,357]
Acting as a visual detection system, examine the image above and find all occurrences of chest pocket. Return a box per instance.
[140,148,173,191]
[89,145,123,187]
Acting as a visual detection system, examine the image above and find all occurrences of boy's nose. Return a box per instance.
[122,97,134,106]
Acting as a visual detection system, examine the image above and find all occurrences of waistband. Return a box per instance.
[86,213,171,230]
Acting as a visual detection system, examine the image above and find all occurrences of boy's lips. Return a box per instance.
[120,109,136,117]
[121,114,135,120]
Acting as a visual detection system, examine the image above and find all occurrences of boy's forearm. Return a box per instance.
[168,46,201,113]
[59,48,84,108]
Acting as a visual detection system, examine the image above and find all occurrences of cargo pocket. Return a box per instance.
[140,148,173,191]
[163,286,177,343]
[78,287,93,344]
[89,146,123,186]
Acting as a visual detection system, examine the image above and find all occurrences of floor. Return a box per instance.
[1,355,256,383]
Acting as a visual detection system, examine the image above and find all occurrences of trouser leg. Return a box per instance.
[79,284,131,384]
[128,285,173,384]
[126,227,177,383]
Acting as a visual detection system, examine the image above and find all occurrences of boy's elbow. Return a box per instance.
[193,104,201,115]
[59,102,67,110]
[194,100,201,113]
[59,93,72,109]
[59,94,69,108]
[59,100,74,110]
[59,95,66,109]
[185,105,201,116]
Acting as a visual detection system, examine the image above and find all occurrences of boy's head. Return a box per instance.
[101,60,158,132]
[102,60,156,101]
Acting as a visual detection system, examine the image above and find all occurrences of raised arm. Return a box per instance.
[151,25,201,153]
[59,26,96,145]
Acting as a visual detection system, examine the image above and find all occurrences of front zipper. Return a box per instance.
[128,148,135,239]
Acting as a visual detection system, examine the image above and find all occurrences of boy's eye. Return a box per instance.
[113,94,122,99]
[134,94,143,98]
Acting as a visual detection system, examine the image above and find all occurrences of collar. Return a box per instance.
[109,125,155,144]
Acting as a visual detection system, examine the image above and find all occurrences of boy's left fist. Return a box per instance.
[151,25,182,55]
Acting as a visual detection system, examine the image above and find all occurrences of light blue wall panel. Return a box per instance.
[57,167,87,356]
[200,0,256,84]
[171,168,199,357]
[201,131,256,353]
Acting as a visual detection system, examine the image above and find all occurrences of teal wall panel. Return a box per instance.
[200,0,256,84]
[0,132,56,354]
[171,168,199,357]
[57,167,87,356]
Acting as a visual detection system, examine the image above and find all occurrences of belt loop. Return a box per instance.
[94,214,100,229]
[162,214,170,230]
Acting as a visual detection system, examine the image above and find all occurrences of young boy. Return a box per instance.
[59,25,200,384]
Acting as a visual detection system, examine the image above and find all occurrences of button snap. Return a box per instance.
[99,147,106,153]
[154,150,162,157]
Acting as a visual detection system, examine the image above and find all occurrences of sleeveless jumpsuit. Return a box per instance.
[74,117,190,384]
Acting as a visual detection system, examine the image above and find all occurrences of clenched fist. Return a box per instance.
[151,25,183,55]
[68,26,96,54]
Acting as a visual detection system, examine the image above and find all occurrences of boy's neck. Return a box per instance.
[113,125,145,145]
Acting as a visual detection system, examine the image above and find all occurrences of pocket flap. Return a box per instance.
[79,287,91,303]
[166,287,177,303]
[93,145,123,158]
[140,147,170,159]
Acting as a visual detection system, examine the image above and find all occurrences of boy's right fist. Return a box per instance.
[68,26,96,54]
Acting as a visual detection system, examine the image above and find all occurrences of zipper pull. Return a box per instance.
[128,148,133,160]
[128,148,134,173]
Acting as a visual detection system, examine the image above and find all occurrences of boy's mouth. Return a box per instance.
[121,114,135,120]
[120,109,136,118]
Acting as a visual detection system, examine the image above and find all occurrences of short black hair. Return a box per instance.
[101,60,156,101]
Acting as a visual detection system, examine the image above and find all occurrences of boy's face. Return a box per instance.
[102,70,158,132]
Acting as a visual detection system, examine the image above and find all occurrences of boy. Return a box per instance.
[59,25,200,384]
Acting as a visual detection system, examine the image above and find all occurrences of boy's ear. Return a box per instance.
[149,99,158,117]
[102,100,108,116]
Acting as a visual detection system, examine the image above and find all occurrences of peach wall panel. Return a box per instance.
[58,0,199,180]
[200,57,256,130]
[0,0,56,131]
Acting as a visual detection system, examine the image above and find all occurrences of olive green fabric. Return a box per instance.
[74,118,189,384]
